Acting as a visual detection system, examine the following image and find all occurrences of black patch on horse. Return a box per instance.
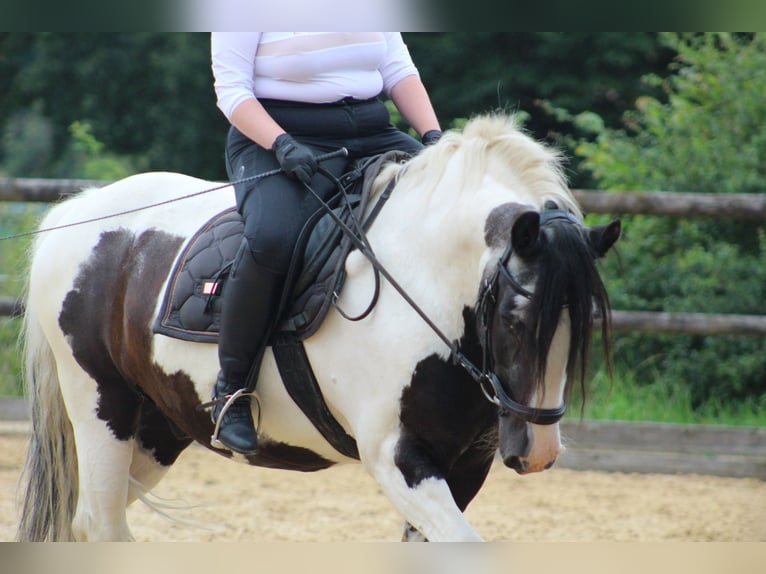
[395,307,497,503]
[59,229,186,442]
[60,228,338,472]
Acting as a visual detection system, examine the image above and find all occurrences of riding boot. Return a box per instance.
[212,241,285,455]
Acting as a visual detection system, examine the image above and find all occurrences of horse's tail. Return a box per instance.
[16,303,78,541]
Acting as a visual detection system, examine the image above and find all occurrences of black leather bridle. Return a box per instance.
[300,157,578,426]
[457,209,581,425]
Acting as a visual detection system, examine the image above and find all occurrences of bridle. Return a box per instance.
[309,165,581,425]
[467,209,582,425]
[296,157,581,426]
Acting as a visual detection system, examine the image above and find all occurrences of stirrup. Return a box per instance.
[209,388,262,451]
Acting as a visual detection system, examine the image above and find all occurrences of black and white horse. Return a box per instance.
[17,114,620,541]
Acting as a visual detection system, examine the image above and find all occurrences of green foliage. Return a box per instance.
[0,202,44,398]
[0,33,229,180]
[54,121,135,180]
[0,318,22,396]
[404,32,673,186]
[576,33,766,411]
[0,105,54,177]
[573,369,764,426]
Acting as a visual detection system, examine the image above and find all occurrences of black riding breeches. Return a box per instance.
[225,97,423,274]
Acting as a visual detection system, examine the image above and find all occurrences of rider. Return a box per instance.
[210,32,442,454]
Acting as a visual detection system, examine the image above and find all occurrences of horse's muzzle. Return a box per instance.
[504,454,557,475]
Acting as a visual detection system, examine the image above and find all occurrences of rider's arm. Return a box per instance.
[212,32,286,149]
[389,75,441,139]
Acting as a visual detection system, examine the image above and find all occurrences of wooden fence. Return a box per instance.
[2,178,766,337]
[558,419,766,479]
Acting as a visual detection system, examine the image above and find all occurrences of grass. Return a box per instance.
[1,202,39,397]
[569,368,766,427]
[0,318,23,396]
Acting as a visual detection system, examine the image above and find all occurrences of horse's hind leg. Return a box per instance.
[71,422,136,541]
[128,400,192,506]
[56,361,140,541]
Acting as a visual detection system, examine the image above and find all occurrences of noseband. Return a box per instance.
[463,209,581,425]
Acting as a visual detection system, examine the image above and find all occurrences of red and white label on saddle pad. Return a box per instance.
[202,281,222,296]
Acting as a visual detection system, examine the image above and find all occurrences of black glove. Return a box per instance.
[272,133,318,184]
[421,129,442,146]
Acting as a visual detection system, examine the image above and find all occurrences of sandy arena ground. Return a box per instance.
[1,430,764,542]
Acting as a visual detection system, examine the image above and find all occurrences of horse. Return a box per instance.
[16,114,620,542]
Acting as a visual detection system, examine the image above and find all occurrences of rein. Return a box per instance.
[0,149,350,242]
[305,159,577,426]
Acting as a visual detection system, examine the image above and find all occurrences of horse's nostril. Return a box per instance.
[544,459,556,470]
[505,455,529,474]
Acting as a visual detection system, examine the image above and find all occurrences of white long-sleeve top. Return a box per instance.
[211,32,420,121]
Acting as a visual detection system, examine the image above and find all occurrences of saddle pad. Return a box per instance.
[153,150,407,344]
[152,151,406,459]
[152,196,359,344]
[153,208,243,343]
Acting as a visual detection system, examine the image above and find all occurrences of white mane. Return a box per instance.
[374,113,581,219]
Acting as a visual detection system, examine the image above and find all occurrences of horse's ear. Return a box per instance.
[588,219,621,258]
[511,211,540,257]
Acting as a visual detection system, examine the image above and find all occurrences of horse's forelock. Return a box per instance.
[520,222,611,406]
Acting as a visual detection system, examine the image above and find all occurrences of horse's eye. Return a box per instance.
[507,320,524,339]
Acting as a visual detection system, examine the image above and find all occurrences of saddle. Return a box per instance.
[153,151,408,459]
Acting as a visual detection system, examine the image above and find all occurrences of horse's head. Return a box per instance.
[479,201,621,474]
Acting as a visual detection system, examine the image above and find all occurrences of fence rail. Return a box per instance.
[2,179,766,337]
[0,297,23,318]
[3,301,766,338]
[3,178,766,220]
[573,189,766,220]
[609,311,766,336]
[558,419,766,479]
[0,177,108,202]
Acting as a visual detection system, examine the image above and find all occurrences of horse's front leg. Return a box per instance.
[364,433,483,542]
[402,522,428,542]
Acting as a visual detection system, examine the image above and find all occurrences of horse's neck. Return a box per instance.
[367,174,508,311]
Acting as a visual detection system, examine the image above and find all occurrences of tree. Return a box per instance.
[2,33,673,183]
[404,32,674,186]
[0,33,229,180]
[576,33,766,410]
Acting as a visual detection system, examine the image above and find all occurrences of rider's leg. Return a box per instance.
[212,239,284,454]
[213,125,337,454]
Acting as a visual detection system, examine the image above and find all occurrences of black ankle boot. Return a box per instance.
[211,373,259,455]
[212,240,285,455]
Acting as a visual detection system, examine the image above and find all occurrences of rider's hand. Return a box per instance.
[271,134,318,184]
[421,130,442,146]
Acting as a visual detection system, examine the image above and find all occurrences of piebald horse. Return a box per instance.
[17,114,620,541]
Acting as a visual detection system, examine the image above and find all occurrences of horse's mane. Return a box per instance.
[375,113,581,219]
[374,113,610,410]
